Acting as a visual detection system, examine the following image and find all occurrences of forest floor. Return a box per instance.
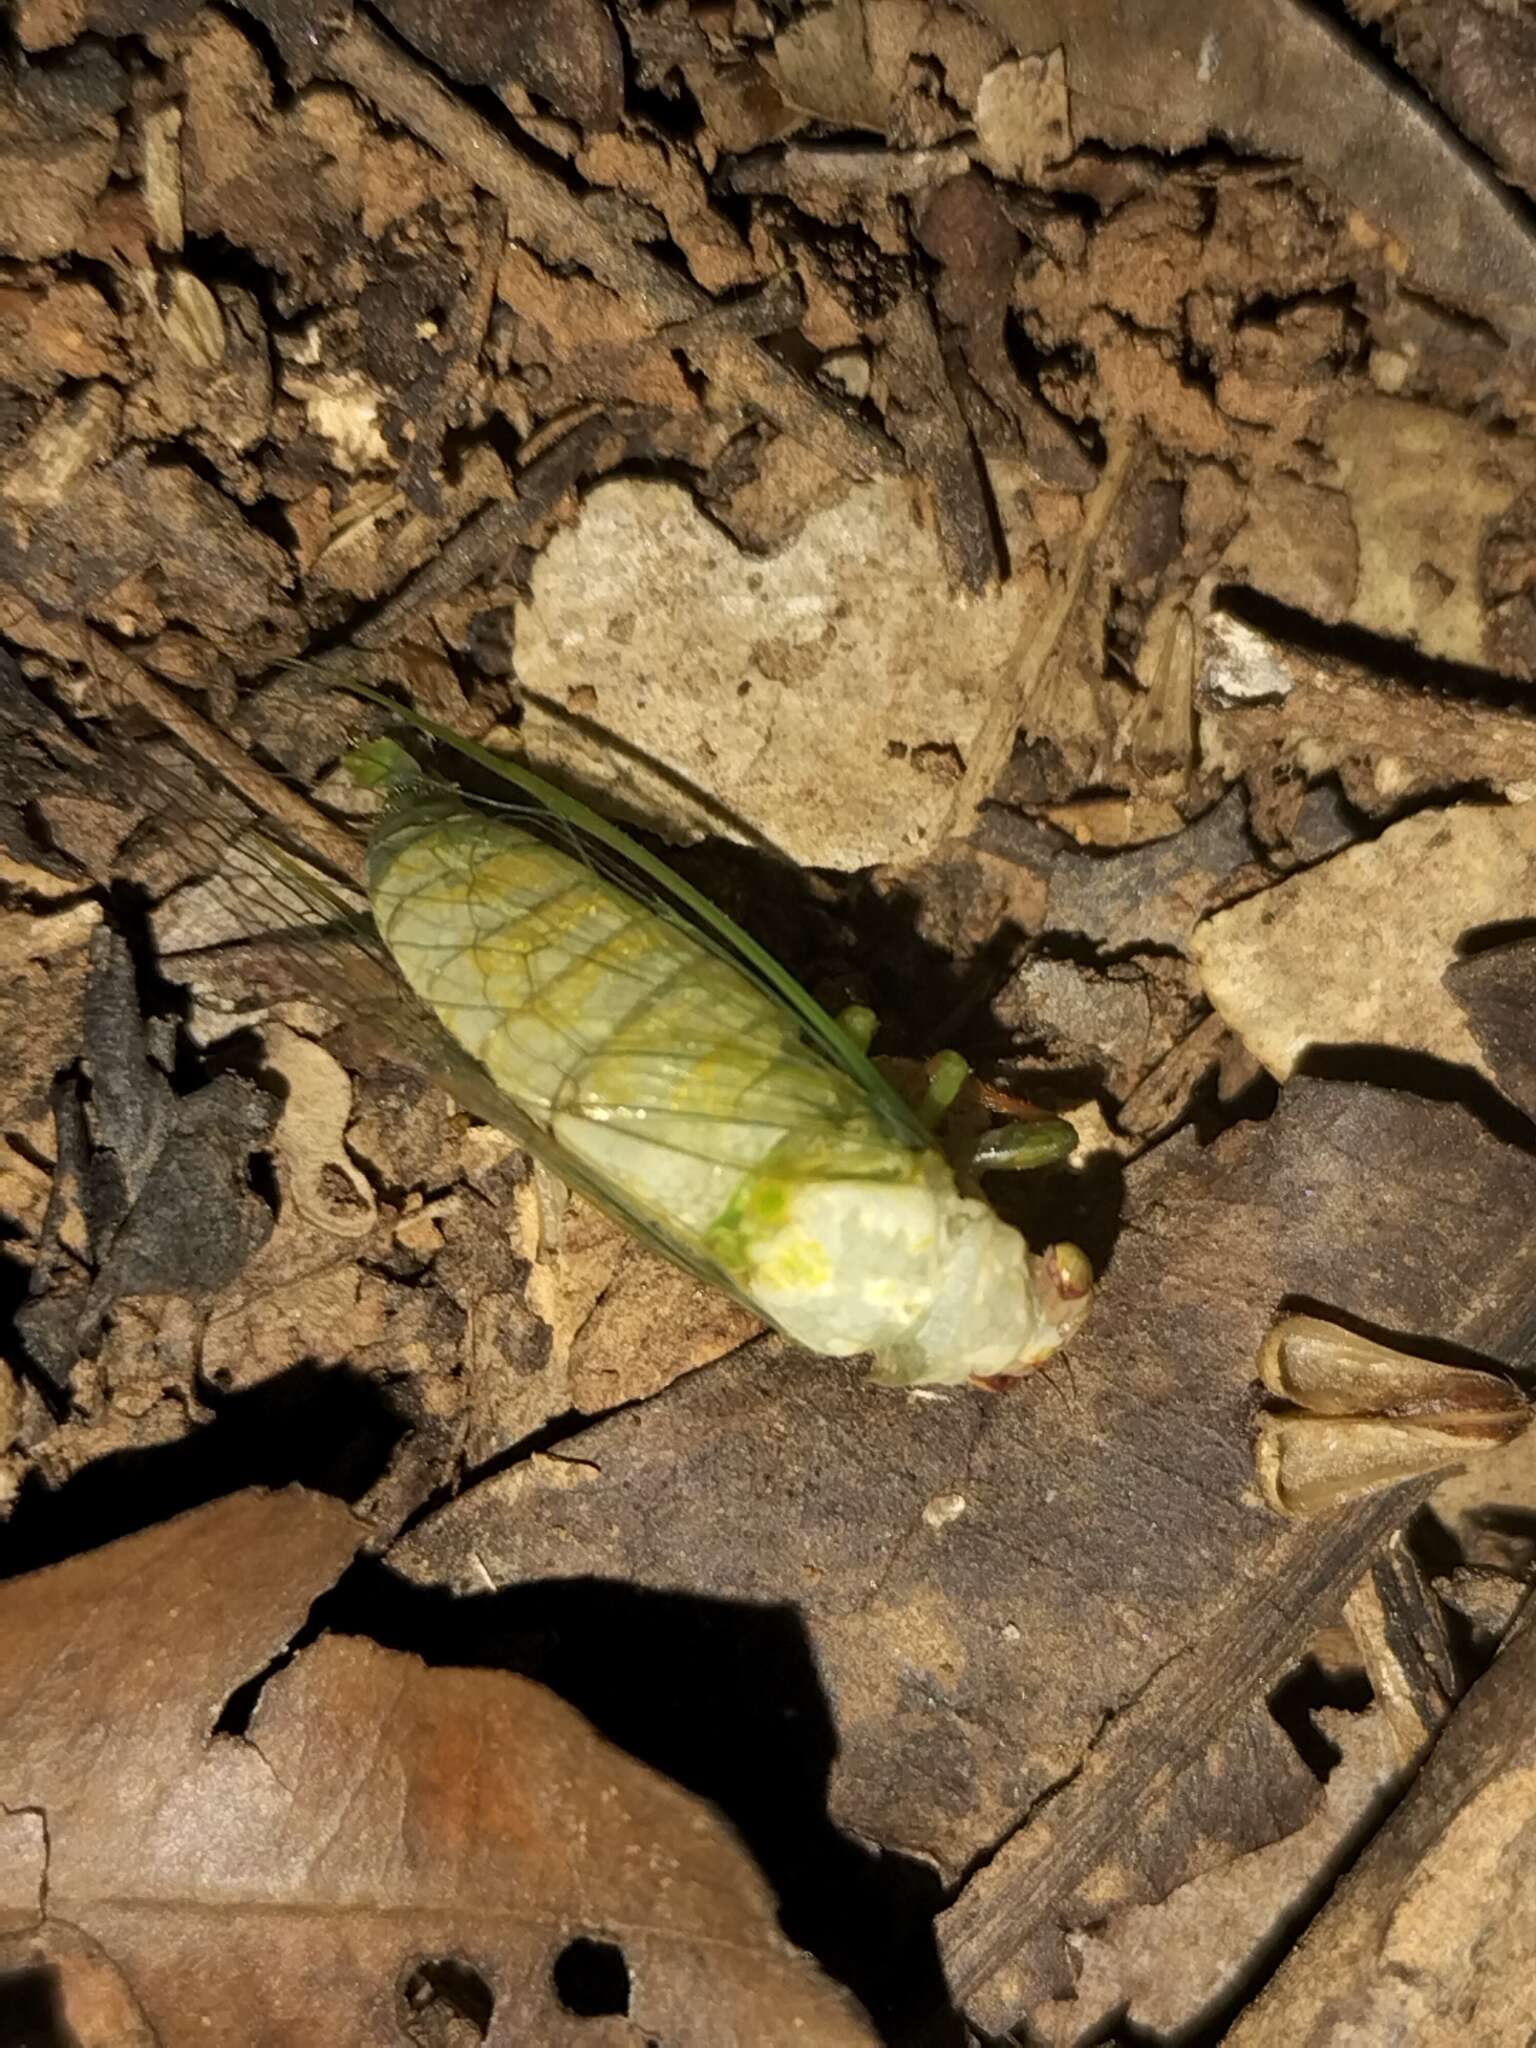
[3,3,1536,2044]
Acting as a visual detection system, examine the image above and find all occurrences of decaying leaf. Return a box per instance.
[18,925,278,1390]
[0,1488,877,2045]
[1446,937,1536,1121]
[970,0,1536,355]
[1225,1595,1536,2047]
[1320,395,1536,665]
[393,1078,1536,1909]
[974,47,1073,183]
[1028,1687,1411,2044]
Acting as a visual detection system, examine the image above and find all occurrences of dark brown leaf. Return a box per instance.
[394,1077,1536,1959]
[1225,1593,1536,2044]
[1446,938,1536,1121]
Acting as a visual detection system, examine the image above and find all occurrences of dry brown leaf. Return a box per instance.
[1224,1596,1536,2047]
[1350,0,1536,199]
[1030,1699,1410,2044]
[1447,938,1536,1120]
[1218,469,1360,623]
[971,0,1536,355]
[394,1080,1536,1898]
[0,42,121,261]
[373,0,624,131]
[0,1488,876,2044]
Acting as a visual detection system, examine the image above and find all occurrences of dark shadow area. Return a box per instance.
[1463,1502,1536,1575]
[553,1937,630,2017]
[0,1963,76,2048]
[307,1563,964,2048]
[990,1144,1125,1283]
[1188,1056,1282,1147]
[397,1955,495,2042]
[1214,583,1536,704]
[0,1363,403,1582]
[1456,918,1536,957]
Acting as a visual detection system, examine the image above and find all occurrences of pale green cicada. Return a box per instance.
[195,686,1092,1389]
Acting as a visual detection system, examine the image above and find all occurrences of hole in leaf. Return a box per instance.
[552,1937,630,2017]
[1268,1653,1374,1782]
[398,1955,495,2043]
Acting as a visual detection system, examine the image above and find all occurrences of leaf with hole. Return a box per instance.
[0,1488,878,2046]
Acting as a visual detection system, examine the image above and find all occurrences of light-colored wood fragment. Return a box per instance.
[1193,803,1536,1080]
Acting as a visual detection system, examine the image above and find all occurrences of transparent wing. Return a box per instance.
[142,781,784,1305]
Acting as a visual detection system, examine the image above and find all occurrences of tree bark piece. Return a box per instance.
[1224,1594,1536,2047]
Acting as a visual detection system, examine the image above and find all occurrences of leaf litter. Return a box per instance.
[2,0,1536,2040]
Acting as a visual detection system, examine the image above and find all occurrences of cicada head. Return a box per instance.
[863,1184,1093,1390]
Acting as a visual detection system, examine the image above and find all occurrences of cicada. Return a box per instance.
[184,685,1092,1389]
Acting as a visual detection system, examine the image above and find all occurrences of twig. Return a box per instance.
[350,407,660,652]
[878,288,1005,594]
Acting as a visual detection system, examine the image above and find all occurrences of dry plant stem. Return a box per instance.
[955,434,1139,821]
[1201,617,1536,794]
[1224,1593,1536,2044]
[399,191,506,512]
[349,408,652,653]
[322,16,900,482]
[937,1476,1439,2037]
[652,266,807,347]
[546,272,808,412]
[880,288,1004,593]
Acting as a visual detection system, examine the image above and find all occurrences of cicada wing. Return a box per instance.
[407,1013,778,1308]
[325,676,934,1152]
[152,793,773,1311]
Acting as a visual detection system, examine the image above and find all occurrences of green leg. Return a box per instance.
[836,1003,879,1054]
[920,1049,971,1127]
[970,1116,1078,1172]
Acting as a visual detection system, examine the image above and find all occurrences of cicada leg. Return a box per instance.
[969,1116,1079,1172]
[835,1003,879,1055]
[920,1049,971,1126]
